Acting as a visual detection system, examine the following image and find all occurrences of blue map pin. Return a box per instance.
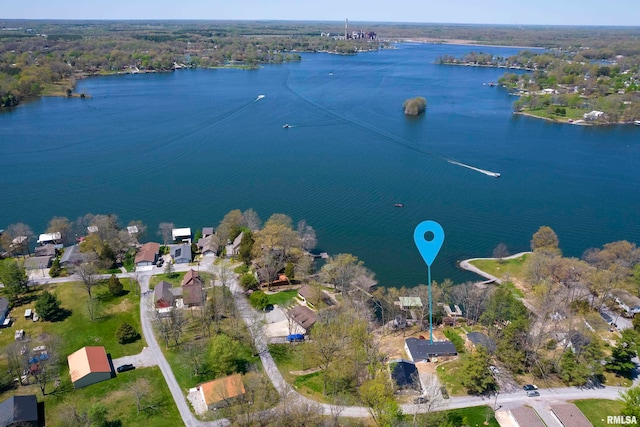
[414,221,445,267]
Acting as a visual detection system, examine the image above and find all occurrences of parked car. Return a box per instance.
[523,384,538,391]
[440,386,449,399]
[413,396,428,404]
[117,364,135,373]
[526,390,540,397]
[489,365,500,374]
[286,334,305,342]
[156,258,164,267]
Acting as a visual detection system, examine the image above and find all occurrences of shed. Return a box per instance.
[0,394,40,427]
[404,338,457,362]
[135,242,160,266]
[199,373,245,410]
[67,346,113,389]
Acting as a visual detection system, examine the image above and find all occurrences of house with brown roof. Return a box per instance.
[298,284,323,307]
[67,346,113,389]
[199,373,246,410]
[154,281,175,309]
[288,305,317,332]
[135,242,160,267]
[182,269,204,307]
[197,234,220,256]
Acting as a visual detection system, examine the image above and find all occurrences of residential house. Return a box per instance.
[583,110,604,120]
[404,338,457,363]
[202,227,214,237]
[171,244,192,264]
[225,232,244,257]
[0,297,9,326]
[199,373,246,410]
[550,404,593,427]
[59,245,85,267]
[22,256,52,271]
[154,281,175,309]
[389,359,420,392]
[182,269,204,307]
[34,243,56,257]
[298,284,318,307]
[0,394,41,427]
[507,406,546,427]
[37,232,61,245]
[197,234,220,256]
[288,305,317,333]
[67,346,113,389]
[609,289,640,316]
[135,242,160,267]
[172,227,192,243]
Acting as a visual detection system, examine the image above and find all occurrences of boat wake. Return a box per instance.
[447,160,500,178]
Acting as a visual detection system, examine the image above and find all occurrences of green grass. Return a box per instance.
[293,371,324,394]
[445,406,499,427]
[521,106,588,121]
[41,367,180,427]
[469,254,529,281]
[0,280,143,359]
[443,328,466,353]
[436,355,470,396]
[266,289,299,306]
[574,399,625,427]
[149,272,186,289]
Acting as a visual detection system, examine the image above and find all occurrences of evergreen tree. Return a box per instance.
[35,290,62,321]
[108,274,124,296]
[49,258,62,277]
[116,322,140,344]
[460,346,498,395]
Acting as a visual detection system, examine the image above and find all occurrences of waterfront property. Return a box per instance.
[135,241,160,267]
[404,338,457,362]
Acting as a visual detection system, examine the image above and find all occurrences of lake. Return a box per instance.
[1,43,639,287]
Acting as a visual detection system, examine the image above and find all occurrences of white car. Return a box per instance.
[489,365,500,374]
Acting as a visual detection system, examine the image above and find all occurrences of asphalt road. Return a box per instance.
[27,260,638,427]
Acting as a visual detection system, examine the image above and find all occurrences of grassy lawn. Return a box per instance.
[269,343,336,403]
[468,254,529,281]
[445,406,499,427]
[522,107,588,121]
[149,272,187,289]
[603,371,633,387]
[0,280,143,359]
[574,399,625,427]
[38,367,179,427]
[436,355,470,396]
[266,289,299,307]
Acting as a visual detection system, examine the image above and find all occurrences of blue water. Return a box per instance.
[1,43,639,286]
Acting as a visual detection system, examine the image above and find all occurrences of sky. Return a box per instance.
[2,0,639,26]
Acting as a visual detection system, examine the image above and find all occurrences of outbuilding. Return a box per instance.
[67,346,114,389]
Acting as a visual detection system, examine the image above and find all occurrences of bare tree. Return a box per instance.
[157,222,174,245]
[169,308,188,346]
[493,243,510,261]
[243,208,262,232]
[71,260,99,300]
[130,377,152,413]
[46,216,72,245]
[297,219,317,251]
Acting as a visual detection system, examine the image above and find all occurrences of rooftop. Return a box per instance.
[200,373,245,406]
[67,346,111,383]
[405,338,457,362]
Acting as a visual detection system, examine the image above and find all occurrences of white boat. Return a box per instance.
[634,120,640,126]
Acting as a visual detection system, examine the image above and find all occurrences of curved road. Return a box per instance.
[30,260,636,426]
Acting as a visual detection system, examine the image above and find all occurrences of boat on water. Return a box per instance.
[394,203,404,208]
[283,124,290,128]
[634,120,640,126]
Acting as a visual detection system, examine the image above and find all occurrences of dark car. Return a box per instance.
[413,396,428,404]
[117,364,135,373]
[523,384,538,391]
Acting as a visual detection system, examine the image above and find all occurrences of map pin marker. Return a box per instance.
[414,221,444,267]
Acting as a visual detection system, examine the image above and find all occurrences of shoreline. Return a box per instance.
[459,251,531,283]
[399,37,545,50]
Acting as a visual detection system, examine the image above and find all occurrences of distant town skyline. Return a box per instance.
[1,0,638,26]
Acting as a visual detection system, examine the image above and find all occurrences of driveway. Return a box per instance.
[112,346,158,370]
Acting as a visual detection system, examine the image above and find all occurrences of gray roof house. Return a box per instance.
[404,338,457,362]
[0,394,40,427]
[59,245,86,266]
[197,234,220,256]
[225,232,244,257]
[23,256,53,271]
[288,305,317,332]
[171,244,192,264]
